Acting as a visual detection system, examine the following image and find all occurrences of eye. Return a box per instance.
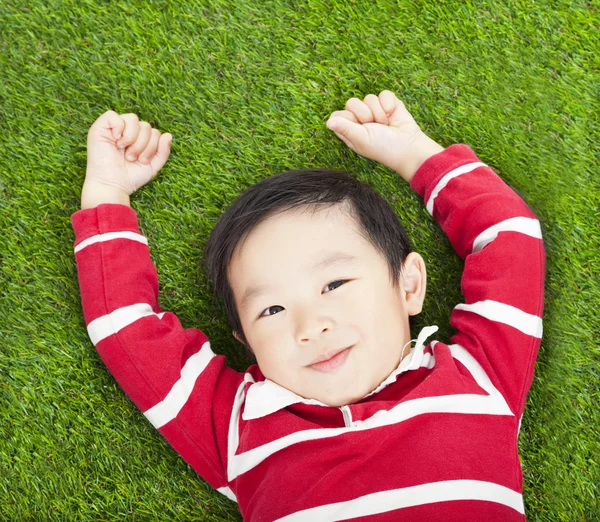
[258,280,348,318]
[323,279,347,293]
[259,305,284,318]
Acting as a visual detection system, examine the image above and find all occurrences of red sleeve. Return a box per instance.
[411,144,546,418]
[71,203,245,496]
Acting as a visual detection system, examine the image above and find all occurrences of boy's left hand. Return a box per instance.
[326,91,426,177]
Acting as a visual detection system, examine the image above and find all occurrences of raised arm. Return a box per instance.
[72,111,245,497]
[410,145,545,417]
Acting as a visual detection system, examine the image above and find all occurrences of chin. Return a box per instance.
[319,397,347,407]
[318,389,363,408]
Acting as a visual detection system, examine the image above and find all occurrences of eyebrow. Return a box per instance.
[239,252,357,311]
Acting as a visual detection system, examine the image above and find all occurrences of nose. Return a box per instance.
[295,307,334,344]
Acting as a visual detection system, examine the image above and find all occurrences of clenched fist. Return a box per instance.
[82,110,172,208]
[326,91,443,182]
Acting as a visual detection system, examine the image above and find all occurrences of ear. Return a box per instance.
[233,330,244,344]
[233,330,256,358]
[401,252,427,316]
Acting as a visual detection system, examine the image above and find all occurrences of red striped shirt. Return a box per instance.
[71,144,545,521]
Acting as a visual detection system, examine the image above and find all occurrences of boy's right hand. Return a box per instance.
[326,91,443,183]
[82,110,172,208]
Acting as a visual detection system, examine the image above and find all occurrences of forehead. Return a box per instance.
[231,204,369,266]
[228,205,377,304]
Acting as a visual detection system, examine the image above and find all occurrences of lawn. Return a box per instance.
[1,0,598,520]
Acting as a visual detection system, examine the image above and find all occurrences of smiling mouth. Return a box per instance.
[308,346,353,373]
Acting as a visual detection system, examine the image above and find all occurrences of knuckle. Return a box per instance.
[345,110,359,123]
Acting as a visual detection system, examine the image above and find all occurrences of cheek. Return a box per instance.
[351,284,405,335]
[253,334,297,384]
[246,320,292,365]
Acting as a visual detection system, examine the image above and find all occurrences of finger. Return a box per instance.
[378,90,399,114]
[344,97,374,124]
[326,117,366,150]
[116,113,140,149]
[149,133,173,173]
[363,94,389,125]
[124,121,152,162]
[328,110,360,124]
[138,128,161,165]
[325,120,355,148]
[378,91,409,127]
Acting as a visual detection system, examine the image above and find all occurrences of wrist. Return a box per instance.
[81,180,131,209]
[393,132,445,184]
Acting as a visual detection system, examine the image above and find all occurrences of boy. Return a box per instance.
[72,90,545,521]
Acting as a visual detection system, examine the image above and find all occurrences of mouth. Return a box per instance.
[307,346,353,373]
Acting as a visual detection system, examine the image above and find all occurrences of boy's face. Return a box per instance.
[228,204,426,407]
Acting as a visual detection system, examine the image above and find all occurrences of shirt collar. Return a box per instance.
[242,325,439,421]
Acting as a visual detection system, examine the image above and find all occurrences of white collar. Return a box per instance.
[242,325,439,421]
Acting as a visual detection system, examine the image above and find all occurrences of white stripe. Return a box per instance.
[227,374,255,482]
[447,343,512,413]
[472,217,542,253]
[425,162,486,215]
[274,480,524,521]
[217,486,237,502]
[87,303,161,345]
[357,391,512,429]
[518,413,524,437]
[143,341,217,429]
[74,231,147,253]
[454,300,543,338]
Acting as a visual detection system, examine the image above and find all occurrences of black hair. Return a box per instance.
[204,169,412,358]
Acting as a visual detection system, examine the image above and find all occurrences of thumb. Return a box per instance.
[90,110,125,141]
[105,110,125,140]
[326,117,368,150]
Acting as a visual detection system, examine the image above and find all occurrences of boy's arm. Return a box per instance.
[75,111,243,498]
[81,180,131,208]
[72,201,244,498]
[409,144,546,418]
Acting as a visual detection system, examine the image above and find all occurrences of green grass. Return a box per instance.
[1,0,598,520]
